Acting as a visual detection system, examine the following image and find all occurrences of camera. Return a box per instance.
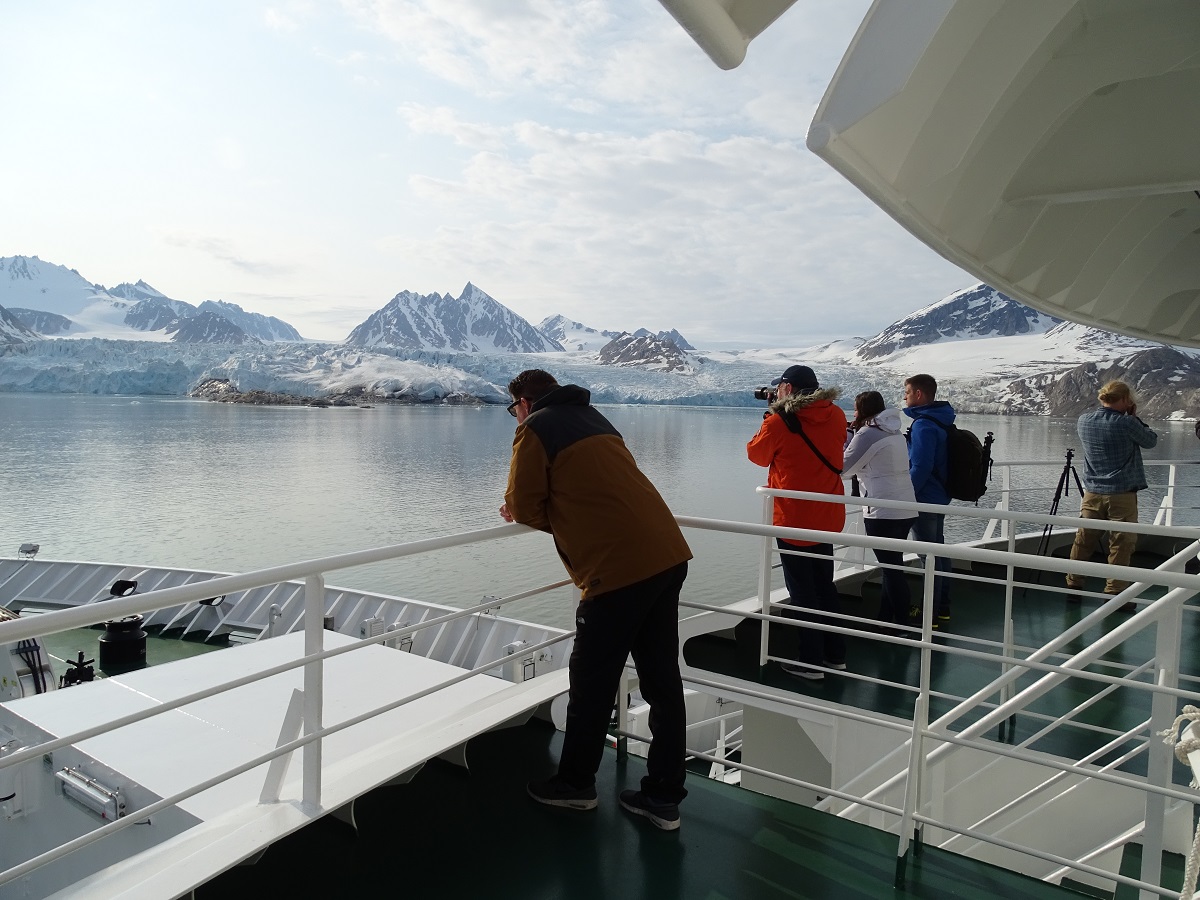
[753,387,777,403]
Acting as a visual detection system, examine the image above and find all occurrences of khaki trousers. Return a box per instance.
[1066,491,1139,594]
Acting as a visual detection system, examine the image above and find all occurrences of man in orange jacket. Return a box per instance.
[747,365,847,681]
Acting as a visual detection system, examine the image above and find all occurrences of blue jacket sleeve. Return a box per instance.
[908,420,936,494]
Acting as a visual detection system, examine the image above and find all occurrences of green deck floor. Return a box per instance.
[685,546,1200,778]
[196,719,1100,900]
[36,624,225,685]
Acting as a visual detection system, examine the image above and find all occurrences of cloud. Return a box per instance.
[263,2,318,32]
[6,0,970,348]
[342,0,610,95]
[397,103,508,151]
[376,111,963,343]
[165,235,294,280]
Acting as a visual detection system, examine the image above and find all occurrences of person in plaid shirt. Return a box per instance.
[1066,381,1158,607]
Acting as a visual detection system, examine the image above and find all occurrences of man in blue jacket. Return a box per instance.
[903,373,954,624]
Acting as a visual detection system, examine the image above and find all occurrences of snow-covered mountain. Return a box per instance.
[166,310,260,345]
[0,256,302,344]
[108,280,186,310]
[7,309,70,336]
[2,270,1198,417]
[537,314,618,352]
[0,306,39,343]
[1000,346,1200,418]
[197,300,302,342]
[634,327,695,351]
[598,333,694,374]
[1,255,136,337]
[345,282,561,353]
[855,284,1060,360]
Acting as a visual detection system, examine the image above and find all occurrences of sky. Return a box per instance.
[0,1,970,347]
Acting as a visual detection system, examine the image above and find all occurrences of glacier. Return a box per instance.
[0,338,882,407]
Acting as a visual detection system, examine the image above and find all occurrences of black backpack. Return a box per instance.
[910,415,994,503]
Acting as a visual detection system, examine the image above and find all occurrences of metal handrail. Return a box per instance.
[691,462,1200,894]
[1,629,574,888]
[0,576,571,775]
[4,462,1199,896]
[0,524,582,889]
[0,523,539,645]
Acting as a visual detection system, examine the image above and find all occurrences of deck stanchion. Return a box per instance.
[1143,590,1186,895]
[758,493,775,669]
[896,688,930,888]
[302,573,324,811]
[1000,498,1019,741]
[895,555,938,888]
[616,668,630,760]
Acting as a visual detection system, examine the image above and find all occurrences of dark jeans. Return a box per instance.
[557,562,689,804]
[776,540,845,667]
[910,511,951,616]
[864,517,917,625]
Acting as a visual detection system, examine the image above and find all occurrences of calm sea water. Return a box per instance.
[2,393,1197,630]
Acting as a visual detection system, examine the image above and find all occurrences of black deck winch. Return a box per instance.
[98,614,147,673]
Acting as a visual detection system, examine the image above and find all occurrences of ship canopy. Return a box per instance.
[662,0,1200,347]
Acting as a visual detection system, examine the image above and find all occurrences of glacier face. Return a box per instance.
[0,338,871,407]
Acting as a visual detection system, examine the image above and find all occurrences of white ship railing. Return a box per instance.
[2,458,1199,897]
[0,524,579,891]
[645,457,1200,898]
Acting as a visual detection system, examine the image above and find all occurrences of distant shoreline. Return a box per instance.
[188,378,489,408]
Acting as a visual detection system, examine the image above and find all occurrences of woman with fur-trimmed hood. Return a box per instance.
[747,365,847,680]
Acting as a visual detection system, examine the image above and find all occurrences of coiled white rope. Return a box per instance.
[1159,705,1200,900]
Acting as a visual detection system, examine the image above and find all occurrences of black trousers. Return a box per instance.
[864,517,917,625]
[776,540,846,667]
[557,562,689,804]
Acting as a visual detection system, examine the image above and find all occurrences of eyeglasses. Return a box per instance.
[507,398,524,417]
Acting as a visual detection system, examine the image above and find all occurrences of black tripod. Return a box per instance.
[1036,449,1085,556]
[1025,449,1085,591]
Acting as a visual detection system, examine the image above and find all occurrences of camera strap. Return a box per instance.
[779,410,843,475]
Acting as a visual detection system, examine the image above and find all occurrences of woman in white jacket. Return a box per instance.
[843,391,918,628]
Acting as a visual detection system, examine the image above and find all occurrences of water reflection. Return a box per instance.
[1,393,1197,631]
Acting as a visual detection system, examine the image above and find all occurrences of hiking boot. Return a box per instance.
[781,662,824,681]
[527,777,597,810]
[619,790,680,831]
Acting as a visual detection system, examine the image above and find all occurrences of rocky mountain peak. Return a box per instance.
[167,310,260,345]
[856,284,1059,360]
[345,284,561,353]
[633,327,695,351]
[598,333,694,373]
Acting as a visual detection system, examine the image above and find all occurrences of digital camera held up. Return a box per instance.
[753,387,777,404]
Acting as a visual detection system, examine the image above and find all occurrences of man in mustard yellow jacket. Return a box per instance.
[500,369,692,831]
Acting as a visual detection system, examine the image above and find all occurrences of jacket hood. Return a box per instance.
[902,400,955,425]
[863,407,904,435]
[531,383,591,411]
[769,386,841,415]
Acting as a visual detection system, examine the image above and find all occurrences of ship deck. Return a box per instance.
[196,718,1147,900]
[683,545,1199,777]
